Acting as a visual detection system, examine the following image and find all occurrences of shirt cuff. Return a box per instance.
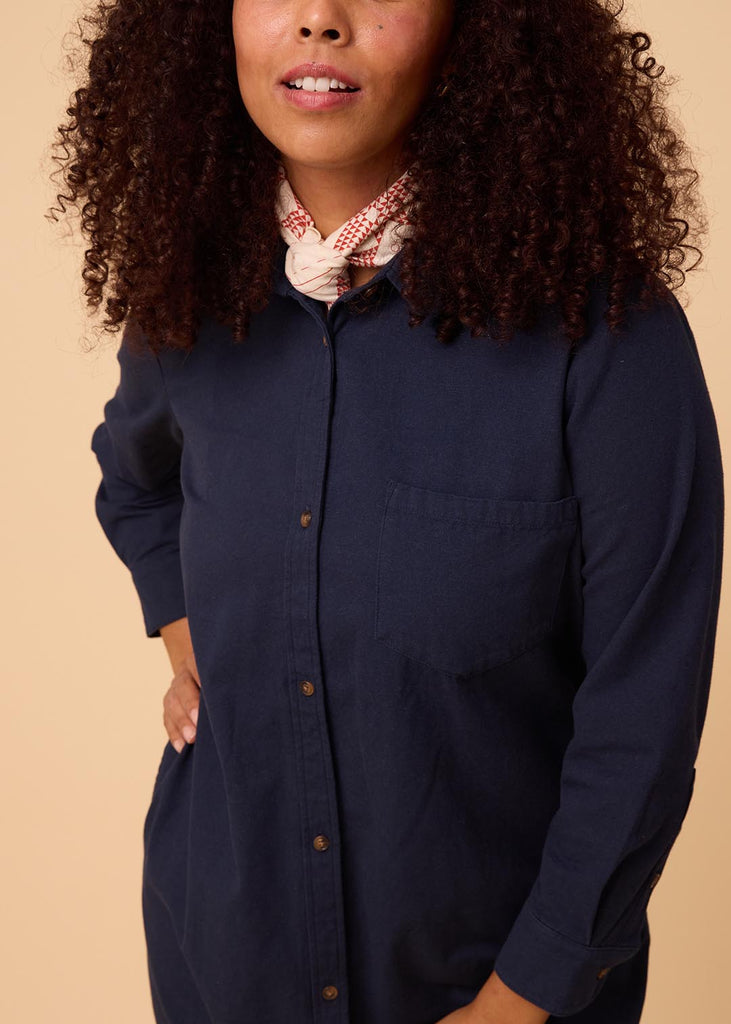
[492,900,642,1017]
[130,553,187,638]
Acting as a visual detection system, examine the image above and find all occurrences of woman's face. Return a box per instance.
[232,0,456,177]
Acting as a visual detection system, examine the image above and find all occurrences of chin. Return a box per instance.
[278,147,368,171]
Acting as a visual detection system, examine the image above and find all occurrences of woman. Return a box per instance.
[51,1,723,1022]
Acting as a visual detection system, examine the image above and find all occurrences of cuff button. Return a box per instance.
[597,966,611,979]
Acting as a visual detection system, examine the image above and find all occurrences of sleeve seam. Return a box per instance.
[526,907,640,955]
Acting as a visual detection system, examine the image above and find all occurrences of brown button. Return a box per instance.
[322,334,328,346]
[321,985,338,1000]
[362,284,378,299]
[300,509,312,527]
[300,680,314,696]
[649,872,662,890]
[313,834,330,851]
[597,966,611,979]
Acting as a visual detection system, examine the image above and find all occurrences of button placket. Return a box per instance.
[282,316,350,1022]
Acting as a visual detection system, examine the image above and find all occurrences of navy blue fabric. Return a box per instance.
[91,236,724,1023]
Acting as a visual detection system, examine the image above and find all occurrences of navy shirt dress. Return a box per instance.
[91,235,724,1024]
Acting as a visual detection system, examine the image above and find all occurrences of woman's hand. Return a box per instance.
[433,970,551,1024]
[159,617,200,752]
[162,651,201,752]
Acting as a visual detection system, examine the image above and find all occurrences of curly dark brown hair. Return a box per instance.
[47,0,707,355]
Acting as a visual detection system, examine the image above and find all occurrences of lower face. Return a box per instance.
[231,0,456,177]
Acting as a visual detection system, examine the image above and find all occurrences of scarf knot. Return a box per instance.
[275,163,414,308]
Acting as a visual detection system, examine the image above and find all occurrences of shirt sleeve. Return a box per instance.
[90,321,187,638]
[492,286,725,1017]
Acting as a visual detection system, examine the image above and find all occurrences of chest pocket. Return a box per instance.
[373,478,579,678]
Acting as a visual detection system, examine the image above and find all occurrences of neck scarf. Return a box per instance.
[275,162,415,308]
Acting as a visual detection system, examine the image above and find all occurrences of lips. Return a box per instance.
[281,63,360,89]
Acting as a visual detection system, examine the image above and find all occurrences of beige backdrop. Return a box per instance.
[2,0,729,1021]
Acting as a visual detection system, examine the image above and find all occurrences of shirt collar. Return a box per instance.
[271,234,405,303]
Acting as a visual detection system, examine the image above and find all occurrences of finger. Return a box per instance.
[163,700,186,753]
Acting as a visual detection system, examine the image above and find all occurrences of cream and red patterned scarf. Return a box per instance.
[275,162,415,308]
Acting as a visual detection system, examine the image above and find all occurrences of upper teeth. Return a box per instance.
[288,77,354,92]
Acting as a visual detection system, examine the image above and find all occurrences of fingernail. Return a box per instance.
[173,738,184,753]
[190,706,199,727]
[182,724,196,743]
